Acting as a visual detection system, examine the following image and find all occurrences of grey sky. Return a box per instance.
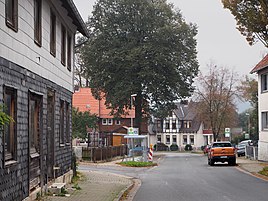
[73,0,267,76]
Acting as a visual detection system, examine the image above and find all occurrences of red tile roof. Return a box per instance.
[72,88,135,118]
[251,54,268,73]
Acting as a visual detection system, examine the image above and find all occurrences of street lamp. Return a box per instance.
[130,94,137,128]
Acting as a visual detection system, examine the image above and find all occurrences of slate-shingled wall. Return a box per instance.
[0,57,72,201]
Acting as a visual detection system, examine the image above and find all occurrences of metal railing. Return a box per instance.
[245,146,258,160]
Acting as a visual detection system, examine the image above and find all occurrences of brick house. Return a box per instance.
[251,54,268,161]
[0,0,88,200]
[148,101,214,150]
[72,88,148,146]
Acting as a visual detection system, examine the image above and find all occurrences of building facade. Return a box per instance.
[0,0,88,200]
[148,101,213,150]
[72,88,148,146]
[251,54,268,161]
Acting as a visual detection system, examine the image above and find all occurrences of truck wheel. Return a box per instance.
[210,159,215,166]
[228,159,236,166]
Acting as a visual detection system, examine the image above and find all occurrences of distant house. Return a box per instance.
[72,88,148,146]
[251,54,268,161]
[149,101,213,150]
[0,0,88,200]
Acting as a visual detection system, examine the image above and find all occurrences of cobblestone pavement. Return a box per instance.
[44,171,133,201]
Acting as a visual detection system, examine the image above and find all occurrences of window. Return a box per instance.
[166,135,170,144]
[3,86,17,162]
[183,135,187,145]
[61,24,66,65]
[108,119,113,125]
[34,0,42,46]
[172,119,176,129]
[157,135,161,143]
[115,119,121,125]
[59,100,64,144]
[190,135,194,145]
[50,9,56,56]
[66,102,70,143]
[165,120,170,129]
[183,121,192,128]
[172,135,177,144]
[157,120,162,128]
[102,118,107,125]
[261,73,268,93]
[262,112,268,130]
[5,0,18,32]
[67,33,72,71]
[29,93,42,154]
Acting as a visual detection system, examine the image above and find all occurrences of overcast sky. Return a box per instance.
[73,0,267,111]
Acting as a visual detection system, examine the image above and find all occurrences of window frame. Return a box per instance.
[108,118,113,125]
[59,100,65,145]
[262,112,268,131]
[34,0,42,46]
[166,135,170,144]
[50,9,56,56]
[29,92,42,155]
[261,73,268,93]
[183,135,187,145]
[102,118,107,125]
[190,135,194,145]
[65,102,70,143]
[67,33,72,71]
[172,135,177,144]
[172,119,176,129]
[5,0,18,32]
[115,119,121,125]
[3,86,17,163]
[61,24,66,66]
[165,120,170,129]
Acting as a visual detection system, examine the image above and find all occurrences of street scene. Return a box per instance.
[0,0,268,201]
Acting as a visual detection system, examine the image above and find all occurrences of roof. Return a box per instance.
[250,54,268,73]
[72,88,135,118]
[173,101,201,133]
[60,0,89,37]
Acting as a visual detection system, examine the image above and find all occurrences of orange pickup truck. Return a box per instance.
[208,141,236,166]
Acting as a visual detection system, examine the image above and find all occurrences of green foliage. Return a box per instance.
[0,105,13,126]
[170,144,178,151]
[80,0,199,128]
[72,107,98,139]
[72,183,82,190]
[119,161,157,167]
[222,0,268,47]
[259,167,268,176]
[184,144,193,151]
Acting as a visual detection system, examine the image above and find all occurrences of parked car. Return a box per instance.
[237,143,246,157]
[203,145,211,154]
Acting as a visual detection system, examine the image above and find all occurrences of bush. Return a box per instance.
[119,161,157,167]
[170,144,178,151]
[153,143,168,151]
[185,144,193,151]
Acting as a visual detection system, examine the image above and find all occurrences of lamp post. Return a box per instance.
[130,94,137,128]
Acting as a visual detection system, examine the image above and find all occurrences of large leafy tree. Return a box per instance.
[81,0,199,129]
[237,76,258,140]
[195,65,239,141]
[222,0,268,47]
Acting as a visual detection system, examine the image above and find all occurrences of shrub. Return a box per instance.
[119,161,157,167]
[170,144,178,151]
[153,143,168,151]
[185,144,193,151]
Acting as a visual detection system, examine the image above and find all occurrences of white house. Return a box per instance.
[251,54,268,161]
[149,101,213,150]
[0,0,88,200]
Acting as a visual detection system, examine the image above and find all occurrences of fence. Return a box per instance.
[81,145,128,162]
[245,146,258,160]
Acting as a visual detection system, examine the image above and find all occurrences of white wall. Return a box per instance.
[258,72,268,161]
[0,0,77,91]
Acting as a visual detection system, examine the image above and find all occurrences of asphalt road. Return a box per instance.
[134,153,268,201]
[79,153,268,201]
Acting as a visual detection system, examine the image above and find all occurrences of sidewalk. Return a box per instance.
[236,157,268,180]
[43,170,133,201]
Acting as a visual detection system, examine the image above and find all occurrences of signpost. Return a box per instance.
[225,128,230,138]
[127,127,139,135]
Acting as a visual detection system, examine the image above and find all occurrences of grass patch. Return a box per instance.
[119,161,157,167]
[259,167,268,176]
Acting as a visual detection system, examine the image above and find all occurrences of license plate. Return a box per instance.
[220,156,227,158]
